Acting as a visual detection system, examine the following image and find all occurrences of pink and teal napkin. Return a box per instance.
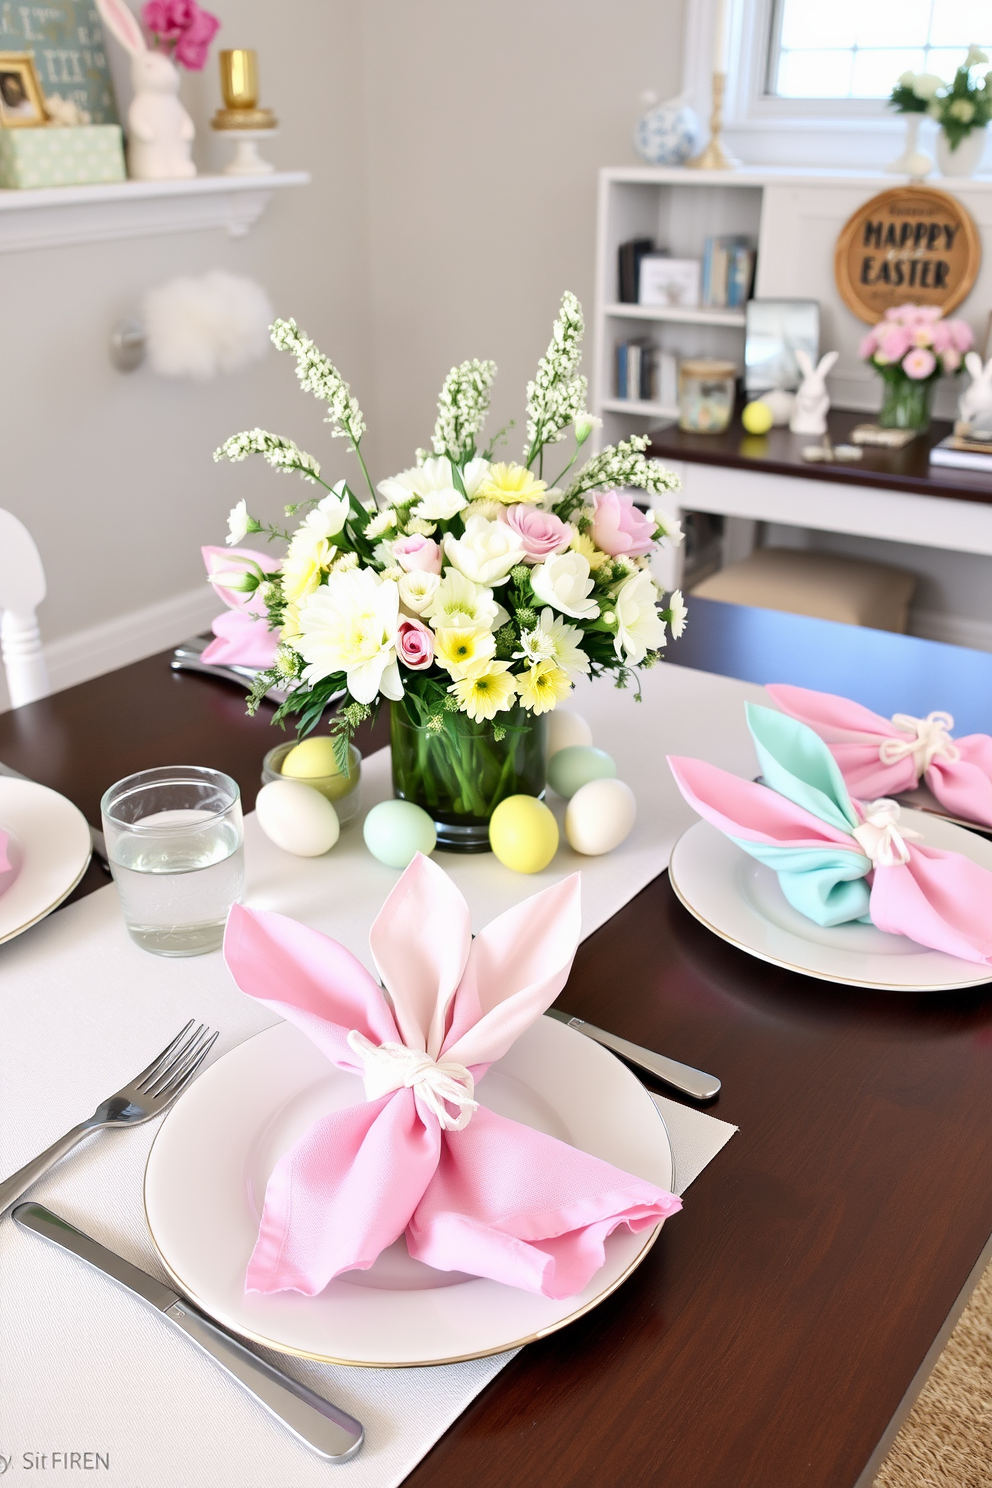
[767,684,992,829]
[201,545,280,669]
[669,704,992,964]
[223,855,680,1299]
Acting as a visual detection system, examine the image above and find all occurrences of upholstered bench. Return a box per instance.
[691,547,918,633]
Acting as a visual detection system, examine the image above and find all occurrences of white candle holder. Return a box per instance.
[218,127,278,177]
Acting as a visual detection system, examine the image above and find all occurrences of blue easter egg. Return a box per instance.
[363,799,436,869]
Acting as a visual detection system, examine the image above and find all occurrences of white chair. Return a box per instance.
[0,508,49,708]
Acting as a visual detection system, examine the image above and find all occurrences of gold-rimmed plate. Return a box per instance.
[143,1016,673,1367]
[669,807,992,992]
[0,778,91,946]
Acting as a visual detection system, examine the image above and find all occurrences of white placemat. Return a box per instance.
[0,661,753,1488]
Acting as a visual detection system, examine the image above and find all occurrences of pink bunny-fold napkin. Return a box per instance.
[767,683,992,829]
[201,545,280,669]
[223,856,680,1299]
[0,828,18,898]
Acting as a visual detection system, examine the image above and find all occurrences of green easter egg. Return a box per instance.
[363,799,436,869]
[547,745,617,800]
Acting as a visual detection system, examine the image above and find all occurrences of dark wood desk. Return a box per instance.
[2,621,991,1488]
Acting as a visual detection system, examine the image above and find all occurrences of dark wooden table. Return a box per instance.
[2,611,991,1488]
[648,405,992,505]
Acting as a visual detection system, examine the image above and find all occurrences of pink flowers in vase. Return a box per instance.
[142,0,219,70]
[859,304,973,381]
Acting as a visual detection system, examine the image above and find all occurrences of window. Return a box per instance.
[769,0,992,101]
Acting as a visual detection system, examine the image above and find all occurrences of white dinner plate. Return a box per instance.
[0,778,91,946]
[144,1016,673,1367]
[669,807,992,992]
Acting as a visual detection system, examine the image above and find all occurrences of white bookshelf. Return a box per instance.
[591,163,992,446]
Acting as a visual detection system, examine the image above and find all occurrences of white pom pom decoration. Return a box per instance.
[142,270,273,381]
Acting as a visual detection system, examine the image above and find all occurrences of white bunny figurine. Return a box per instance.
[789,349,839,436]
[957,352,992,433]
[96,0,195,181]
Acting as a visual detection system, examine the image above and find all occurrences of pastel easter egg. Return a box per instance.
[364,799,436,869]
[255,779,340,857]
[546,708,593,758]
[489,795,559,874]
[741,400,774,436]
[547,745,617,800]
[281,737,359,800]
[565,778,637,856]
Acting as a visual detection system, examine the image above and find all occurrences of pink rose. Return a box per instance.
[392,534,442,574]
[501,504,571,561]
[930,321,952,353]
[173,7,220,68]
[397,617,435,671]
[878,327,912,362]
[590,490,656,558]
[903,348,936,380]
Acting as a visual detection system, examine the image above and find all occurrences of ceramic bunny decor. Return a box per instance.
[789,350,840,436]
[958,352,992,432]
[96,0,195,180]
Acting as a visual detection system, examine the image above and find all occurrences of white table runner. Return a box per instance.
[0,662,760,1487]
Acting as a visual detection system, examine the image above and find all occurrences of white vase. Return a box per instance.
[885,114,932,179]
[937,126,987,178]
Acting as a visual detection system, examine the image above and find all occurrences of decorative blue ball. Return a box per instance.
[633,99,701,166]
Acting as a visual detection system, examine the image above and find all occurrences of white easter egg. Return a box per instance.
[565,778,637,856]
[255,779,340,857]
[546,708,593,758]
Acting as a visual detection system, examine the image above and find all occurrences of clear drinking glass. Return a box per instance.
[101,766,245,957]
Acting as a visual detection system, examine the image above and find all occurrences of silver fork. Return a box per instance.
[0,1020,218,1214]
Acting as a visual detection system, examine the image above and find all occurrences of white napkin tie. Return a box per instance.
[851,798,921,868]
[879,711,959,777]
[347,1030,478,1132]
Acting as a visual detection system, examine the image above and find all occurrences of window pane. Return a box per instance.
[780,1,860,51]
[929,0,992,46]
[851,48,926,96]
[777,49,856,97]
[855,0,932,48]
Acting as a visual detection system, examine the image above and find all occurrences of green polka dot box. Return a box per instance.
[0,125,125,189]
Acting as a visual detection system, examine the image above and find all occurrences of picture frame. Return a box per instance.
[744,299,820,395]
[0,52,46,127]
[638,255,702,309]
[0,4,119,126]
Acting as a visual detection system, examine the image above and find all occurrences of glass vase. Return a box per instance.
[877,370,935,432]
[390,700,546,852]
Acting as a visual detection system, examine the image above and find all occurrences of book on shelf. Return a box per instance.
[701,236,756,309]
[617,238,655,303]
[929,435,992,473]
[615,340,677,406]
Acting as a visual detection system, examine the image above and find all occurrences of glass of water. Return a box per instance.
[101,766,245,957]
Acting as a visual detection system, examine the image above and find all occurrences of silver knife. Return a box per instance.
[546,1010,721,1101]
[0,759,109,871]
[170,636,290,704]
[12,1203,364,1463]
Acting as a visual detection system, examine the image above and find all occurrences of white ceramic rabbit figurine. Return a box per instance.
[957,352,992,432]
[789,349,839,436]
[96,0,195,181]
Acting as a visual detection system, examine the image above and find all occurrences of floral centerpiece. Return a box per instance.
[890,48,991,177]
[213,293,685,849]
[859,304,973,431]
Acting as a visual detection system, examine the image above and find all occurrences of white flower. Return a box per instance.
[406,516,437,536]
[431,361,496,462]
[574,413,602,446]
[443,515,523,587]
[270,320,366,449]
[462,457,492,499]
[965,45,988,69]
[425,569,504,630]
[296,568,403,704]
[613,570,666,664]
[301,488,350,541]
[525,291,588,456]
[226,499,250,545]
[530,551,599,621]
[365,508,397,540]
[911,72,943,100]
[378,457,466,521]
[515,626,557,664]
[667,588,687,639]
[566,435,681,504]
[398,569,440,614]
[652,508,683,547]
[533,608,590,677]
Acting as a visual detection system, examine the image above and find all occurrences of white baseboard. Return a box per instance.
[909,607,992,655]
[0,584,219,713]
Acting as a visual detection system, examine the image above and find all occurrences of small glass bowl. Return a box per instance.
[261,742,363,825]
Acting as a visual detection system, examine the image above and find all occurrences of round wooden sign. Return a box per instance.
[834,186,981,323]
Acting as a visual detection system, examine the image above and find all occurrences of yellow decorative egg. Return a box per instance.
[741,400,774,436]
[489,795,559,874]
[281,737,343,779]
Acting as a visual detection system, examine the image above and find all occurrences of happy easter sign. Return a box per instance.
[834,186,980,323]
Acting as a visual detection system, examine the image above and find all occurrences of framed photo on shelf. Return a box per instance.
[638,255,701,309]
[0,53,46,127]
[0,3,119,125]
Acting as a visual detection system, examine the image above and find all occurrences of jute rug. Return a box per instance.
[874,1258,992,1488]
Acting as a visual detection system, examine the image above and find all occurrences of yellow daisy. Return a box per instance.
[434,625,496,680]
[476,462,547,506]
[517,660,572,715]
[282,537,331,602]
[448,661,517,721]
[569,530,610,572]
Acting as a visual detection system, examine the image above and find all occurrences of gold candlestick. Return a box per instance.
[212,48,277,131]
[688,72,738,170]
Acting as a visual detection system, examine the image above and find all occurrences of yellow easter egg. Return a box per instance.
[741,400,774,436]
[489,795,559,874]
[281,737,343,779]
